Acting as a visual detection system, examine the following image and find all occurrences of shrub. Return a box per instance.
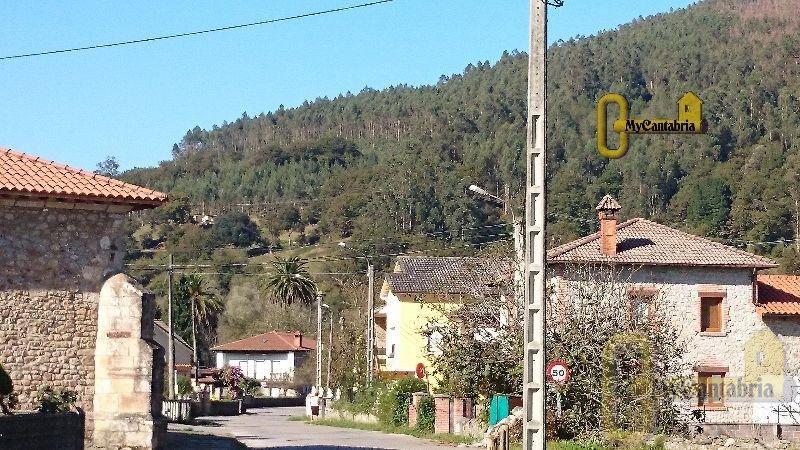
[220,366,245,398]
[176,375,193,397]
[36,385,77,413]
[0,364,17,415]
[338,380,385,416]
[376,376,427,426]
[240,377,262,397]
[416,395,435,432]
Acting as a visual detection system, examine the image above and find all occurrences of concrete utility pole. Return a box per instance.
[316,291,324,390]
[337,241,375,382]
[524,0,548,447]
[326,311,333,392]
[366,263,375,382]
[167,253,175,399]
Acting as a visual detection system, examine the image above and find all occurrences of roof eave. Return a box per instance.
[0,191,167,210]
[547,259,778,269]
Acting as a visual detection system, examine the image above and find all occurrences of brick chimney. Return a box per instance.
[596,195,621,256]
[294,331,303,348]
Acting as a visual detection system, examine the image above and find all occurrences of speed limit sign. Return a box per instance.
[546,359,570,384]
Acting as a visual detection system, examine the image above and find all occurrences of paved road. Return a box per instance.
[169,406,462,450]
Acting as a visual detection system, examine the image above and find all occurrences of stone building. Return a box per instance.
[0,148,168,449]
[548,195,800,427]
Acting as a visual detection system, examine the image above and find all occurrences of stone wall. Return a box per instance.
[93,274,164,450]
[0,411,85,450]
[0,206,127,438]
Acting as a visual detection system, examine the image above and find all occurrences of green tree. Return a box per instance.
[181,274,222,379]
[95,156,120,177]
[211,212,262,248]
[264,257,317,305]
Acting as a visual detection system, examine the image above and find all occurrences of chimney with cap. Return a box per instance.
[294,331,303,348]
[596,195,621,256]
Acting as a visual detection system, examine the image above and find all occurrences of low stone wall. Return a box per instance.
[244,396,305,408]
[694,422,800,443]
[209,400,244,416]
[326,408,379,424]
[0,411,85,450]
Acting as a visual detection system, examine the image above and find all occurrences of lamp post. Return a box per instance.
[338,242,375,382]
[316,292,324,391]
[467,184,524,265]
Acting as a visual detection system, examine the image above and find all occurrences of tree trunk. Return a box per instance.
[192,300,199,381]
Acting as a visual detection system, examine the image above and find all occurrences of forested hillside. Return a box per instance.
[123,0,800,268]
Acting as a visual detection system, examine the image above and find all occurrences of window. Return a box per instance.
[700,296,723,332]
[627,287,657,325]
[698,372,725,407]
[427,330,443,355]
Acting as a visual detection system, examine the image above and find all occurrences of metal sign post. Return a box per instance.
[523,0,547,448]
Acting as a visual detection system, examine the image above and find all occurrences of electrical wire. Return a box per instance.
[0,1,394,61]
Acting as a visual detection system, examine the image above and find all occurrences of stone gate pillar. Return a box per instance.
[93,274,165,450]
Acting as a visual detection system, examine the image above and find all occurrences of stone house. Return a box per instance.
[212,331,315,382]
[548,195,800,427]
[0,148,168,449]
[376,256,512,381]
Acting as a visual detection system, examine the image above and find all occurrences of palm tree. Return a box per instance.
[182,274,222,380]
[265,257,317,305]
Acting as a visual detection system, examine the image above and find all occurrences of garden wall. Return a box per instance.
[697,422,800,442]
[0,411,85,450]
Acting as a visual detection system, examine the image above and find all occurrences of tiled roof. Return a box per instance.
[385,256,512,295]
[694,355,729,372]
[154,319,192,349]
[757,275,800,315]
[548,218,776,269]
[211,331,316,353]
[0,148,167,207]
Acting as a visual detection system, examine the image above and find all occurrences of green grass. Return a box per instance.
[304,417,477,445]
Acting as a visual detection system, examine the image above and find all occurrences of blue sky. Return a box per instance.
[0,0,696,171]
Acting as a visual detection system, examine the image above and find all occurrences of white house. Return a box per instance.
[548,195,800,429]
[211,331,315,381]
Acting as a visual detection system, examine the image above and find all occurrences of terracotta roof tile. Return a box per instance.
[385,256,512,295]
[548,218,776,269]
[757,275,800,315]
[0,148,167,207]
[211,331,316,353]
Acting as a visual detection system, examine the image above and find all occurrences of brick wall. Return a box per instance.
[0,206,127,440]
[434,395,451,434]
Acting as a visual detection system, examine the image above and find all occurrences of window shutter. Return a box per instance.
[701,297,723,332]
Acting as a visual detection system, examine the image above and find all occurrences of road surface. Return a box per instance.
[168,406,464,449]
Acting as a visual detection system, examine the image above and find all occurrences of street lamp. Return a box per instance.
[316,302,333,395]
[316,292,324,391]
[338,241,376,382]
[466,183,524,264]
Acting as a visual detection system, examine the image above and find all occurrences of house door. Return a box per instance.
[256,360,270,380]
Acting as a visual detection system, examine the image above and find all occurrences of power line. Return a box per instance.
[0,1,394,61]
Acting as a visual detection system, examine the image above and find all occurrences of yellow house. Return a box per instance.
[375,256,512,382]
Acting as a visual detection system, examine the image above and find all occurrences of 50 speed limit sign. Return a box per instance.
[546,359,571,384]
